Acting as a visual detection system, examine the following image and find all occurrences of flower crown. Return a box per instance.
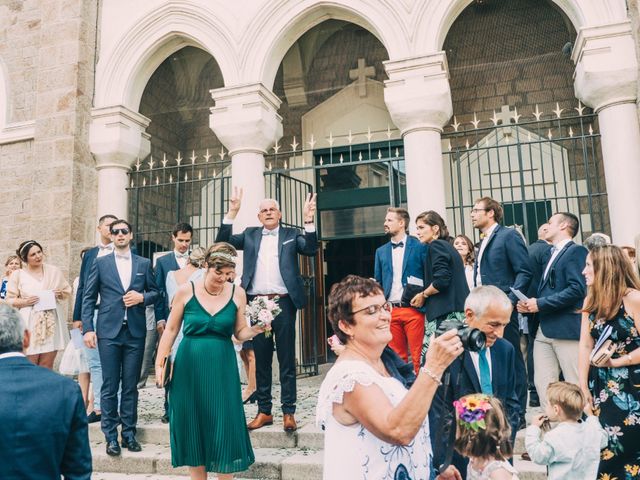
[453,394,492,432]
[208,251,236,263]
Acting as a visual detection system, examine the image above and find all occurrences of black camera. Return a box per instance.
[435,318,486,352]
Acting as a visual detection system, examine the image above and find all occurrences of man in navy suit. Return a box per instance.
[0,304,91,479]
[82,219,159,456]
[72,213,117,424]
[149,222,192,421]
[374,207,428,373]
[430,286,520,478]
[517,212,587,408]
[215,188,318,432]
[471,197,531,418]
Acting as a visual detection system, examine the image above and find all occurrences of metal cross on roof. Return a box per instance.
[349,58,375,98]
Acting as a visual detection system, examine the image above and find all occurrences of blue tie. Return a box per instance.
[478,348,493,394]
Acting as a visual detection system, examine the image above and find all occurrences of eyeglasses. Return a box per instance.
[351,301,393,316]
[471,208,489,214]
[110,228,130,235]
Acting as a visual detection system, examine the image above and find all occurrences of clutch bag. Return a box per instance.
[401,284,424,307]
[591,339,616,367]
[159,356,173,388]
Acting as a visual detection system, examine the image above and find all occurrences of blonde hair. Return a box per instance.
[583,245,640,321]
[454,395,513,461]
[546,382,584,421]
[188,247,206,268]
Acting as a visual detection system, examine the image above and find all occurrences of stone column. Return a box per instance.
[573,21,640,245]
[383,53,453,229]
[89,106,150,220]
[210,83,283,230]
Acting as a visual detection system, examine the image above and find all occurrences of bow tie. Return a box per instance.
[115,253,130,261]
[99,244,113,251]
[391,241,404,249]
[480,232,487,239]
[175,252,189,259]
[262,229,278,237]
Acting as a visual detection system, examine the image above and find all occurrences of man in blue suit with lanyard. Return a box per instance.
[82,219,159,456]
[215,187,318,432]
[471,197,532,423]
[374,207,428,373]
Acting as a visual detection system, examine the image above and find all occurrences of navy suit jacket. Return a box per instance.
[429,339,520,476]
[0,355,92,479]
[81,252,159,339]
[72,246,100,321]
[536,241,588,340]
[153,252,180,322]
[215,223,318,310]
[374,236,428,310]
[525,240,553,336]
[474,225,532,304]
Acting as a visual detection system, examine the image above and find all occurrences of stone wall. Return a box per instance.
[0,0,98,286]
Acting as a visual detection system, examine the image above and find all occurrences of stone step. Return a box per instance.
[91,441,546,480]
[93,474,257,480]
[89,422,323,450]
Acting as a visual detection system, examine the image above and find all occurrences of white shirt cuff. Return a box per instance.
[304,224,316,233]
[223,218,234,225]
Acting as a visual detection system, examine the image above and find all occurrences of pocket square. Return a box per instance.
[136,272,144,275]
[283,239,295,245]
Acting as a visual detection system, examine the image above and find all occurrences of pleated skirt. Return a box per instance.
[169,334,255,473]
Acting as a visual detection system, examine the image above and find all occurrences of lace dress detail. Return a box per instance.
[316,360,432,480]
[467,459,519,480]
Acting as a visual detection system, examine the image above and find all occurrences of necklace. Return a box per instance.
[203,283,224,296]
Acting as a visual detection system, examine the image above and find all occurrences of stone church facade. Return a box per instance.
[1,0,640,288]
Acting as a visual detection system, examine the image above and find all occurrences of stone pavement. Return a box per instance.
[90,364,547,479]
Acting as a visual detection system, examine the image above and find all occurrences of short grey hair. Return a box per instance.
[465,286,512,319]
[0,304,24,354]
[259,198,280,211]
[584,232,611,251]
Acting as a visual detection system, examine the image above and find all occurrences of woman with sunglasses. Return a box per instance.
[317,275,462,480]
[6,240,71,369]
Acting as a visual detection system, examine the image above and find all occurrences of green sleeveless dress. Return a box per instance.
[169,283,255,473]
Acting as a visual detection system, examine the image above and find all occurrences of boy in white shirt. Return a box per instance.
[525,381,607,480]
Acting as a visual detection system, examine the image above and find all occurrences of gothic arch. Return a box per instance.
[243,0,408,89]
[414,0,629,53]
[94,0,237,110]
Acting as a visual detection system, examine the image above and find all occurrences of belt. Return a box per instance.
[390,302,403,308]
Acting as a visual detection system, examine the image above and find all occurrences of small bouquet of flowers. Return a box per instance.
[246,295,282,337]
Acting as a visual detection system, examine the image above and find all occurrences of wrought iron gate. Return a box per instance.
[442,104,608,243]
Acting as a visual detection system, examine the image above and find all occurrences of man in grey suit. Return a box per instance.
[216,187,318,432]
[0,304,92,479]
[82,219,159,456]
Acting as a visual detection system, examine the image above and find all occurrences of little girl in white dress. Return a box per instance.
[453,394,520,480]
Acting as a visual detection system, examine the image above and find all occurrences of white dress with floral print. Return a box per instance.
[316,360,432,480]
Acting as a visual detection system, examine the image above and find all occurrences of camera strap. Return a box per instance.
[436,367,460,474]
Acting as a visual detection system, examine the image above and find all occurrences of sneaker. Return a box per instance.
[87,411,101,423]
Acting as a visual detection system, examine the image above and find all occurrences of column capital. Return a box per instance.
[572,21,638,112]
[209,83,283,155]
[89,105,151,170]
[383,53,453,134]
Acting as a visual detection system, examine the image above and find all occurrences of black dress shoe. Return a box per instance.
[87,411,101,423]
[160,413,169,424]
[121,437,142,452]
[243,391,258,405]
[106,440,121,456]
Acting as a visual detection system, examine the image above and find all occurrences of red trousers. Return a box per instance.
[388,307,425,373]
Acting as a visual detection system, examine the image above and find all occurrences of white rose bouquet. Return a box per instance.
[246,296,282,337]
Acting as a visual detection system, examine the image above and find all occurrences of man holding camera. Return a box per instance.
[430,286,521,479]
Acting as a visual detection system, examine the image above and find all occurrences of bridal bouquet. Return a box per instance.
[246,296,282,337]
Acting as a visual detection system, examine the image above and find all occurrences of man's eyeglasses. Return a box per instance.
[111,228,130,235]
[471,208,489,214]
[351,301,393,316]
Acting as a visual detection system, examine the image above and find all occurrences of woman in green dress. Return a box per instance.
[156,243,264,480]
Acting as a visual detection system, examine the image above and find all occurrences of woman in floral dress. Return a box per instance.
[579,245,640,479]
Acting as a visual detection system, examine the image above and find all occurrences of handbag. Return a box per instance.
[590,339,616,367]
[401,284,424,307]
[158,356,174,388]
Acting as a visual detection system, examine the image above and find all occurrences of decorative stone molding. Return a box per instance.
[383,53,453,134]
[209,83,283,155]
[572,21,639,112]
[89,105,151,169]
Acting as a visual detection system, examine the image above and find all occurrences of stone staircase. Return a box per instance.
[89,372,548,479]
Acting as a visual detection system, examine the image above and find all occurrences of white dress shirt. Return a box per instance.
[0,352,25,360]
[115,250,132,291]
[388,235,407,303]
[469,347,492,380]
[475,222,499,286]
[174,250,189,269]
[97,242,114,258]
[543,238,571,279]
[249,227,288,295]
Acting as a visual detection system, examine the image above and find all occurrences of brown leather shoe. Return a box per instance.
[247,412,273,430]
[283,413,297,432]
[521,451,531,461]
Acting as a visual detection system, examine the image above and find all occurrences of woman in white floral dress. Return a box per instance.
[317,275,462,480]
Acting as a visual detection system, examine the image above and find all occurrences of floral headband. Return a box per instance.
[208,251,236,263]
[453,394,492,432]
